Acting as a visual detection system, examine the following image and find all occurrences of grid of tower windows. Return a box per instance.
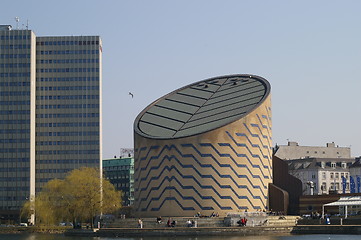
[36,40,99,45]
[0,110,30,115]
[37,77,99,82]
[37,140,99,146]
[37,95,99,100]
[38,59,98,64]
[37,50,99,55]
[0,73,30,77]
[36,122,99,127]
[37,104,99,109]
[36,86,99,91]
[38,159,99,164]
[35,35,101,195]
[0,31,33,211]
[0,63,30,67]
[0,82,30,86]
[0,35,31,40]
[36,131,99,136]
[0,44,31,49]
[36,150,99,155]
[36,113,99,118]
[0,139,30,143]
[37,68,99,73]
[0,54,30,58]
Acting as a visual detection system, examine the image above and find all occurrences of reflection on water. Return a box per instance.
[0,233,99,240]
[1,234,361,240]
[132,236,282,240]
[121,236,361,240]
[115,237,281,240]
[280,235,361,240]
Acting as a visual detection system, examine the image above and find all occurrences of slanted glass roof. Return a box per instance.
[134,74,270,139]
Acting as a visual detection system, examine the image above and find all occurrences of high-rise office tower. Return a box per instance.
[0,25,102,222]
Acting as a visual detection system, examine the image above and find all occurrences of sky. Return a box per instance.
[3,0,361,158]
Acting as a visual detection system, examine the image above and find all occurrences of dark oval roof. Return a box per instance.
[134,74,270,139]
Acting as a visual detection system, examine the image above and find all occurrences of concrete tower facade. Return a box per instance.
[0,25,102,221]
[35,35,102,190]
[0,27,36,217]
[134,74,272,217]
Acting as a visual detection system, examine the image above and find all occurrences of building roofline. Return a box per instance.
[134,74,271,140]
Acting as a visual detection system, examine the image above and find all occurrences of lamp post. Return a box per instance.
[29,194,35,225]
[307,181,315,195]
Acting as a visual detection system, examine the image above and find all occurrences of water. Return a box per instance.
[0,235,360,240]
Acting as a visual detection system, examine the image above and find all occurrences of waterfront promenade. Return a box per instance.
[66,215,298,237]
[3,215,361,237]
[64,216,361,237]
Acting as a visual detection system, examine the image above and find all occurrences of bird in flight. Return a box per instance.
[129,92,134,98]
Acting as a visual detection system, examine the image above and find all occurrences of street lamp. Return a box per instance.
[307,181,315,195]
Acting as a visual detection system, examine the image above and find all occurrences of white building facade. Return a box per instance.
[288,158,355,195]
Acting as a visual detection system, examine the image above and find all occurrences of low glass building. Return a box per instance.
[103,157,134,206]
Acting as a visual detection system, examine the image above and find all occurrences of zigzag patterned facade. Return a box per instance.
[134,75,272,217]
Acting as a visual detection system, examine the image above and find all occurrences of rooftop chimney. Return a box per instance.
[288,141,298,146]
[327,142,335,148]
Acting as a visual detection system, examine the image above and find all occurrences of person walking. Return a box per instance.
[138,218,143,228]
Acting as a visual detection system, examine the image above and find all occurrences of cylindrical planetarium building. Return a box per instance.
[134,74,272,217]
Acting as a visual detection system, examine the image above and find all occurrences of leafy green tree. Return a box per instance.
[21,167,122,227]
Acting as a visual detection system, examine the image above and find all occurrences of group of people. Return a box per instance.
[155,216,196,227]
[155,216,176,227]
[140,211,221,229]
[237,217,248,226]
[186,219,196,227]
[195,211,219,218]
[167,218,176,227]
[268,210,285,216]
[210,212,219,217]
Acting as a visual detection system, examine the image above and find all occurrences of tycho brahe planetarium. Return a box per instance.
[134,74,272,217]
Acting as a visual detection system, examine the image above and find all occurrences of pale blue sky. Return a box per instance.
[3,0,361,158]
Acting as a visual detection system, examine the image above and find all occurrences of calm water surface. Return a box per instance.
[0,235,360,240]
